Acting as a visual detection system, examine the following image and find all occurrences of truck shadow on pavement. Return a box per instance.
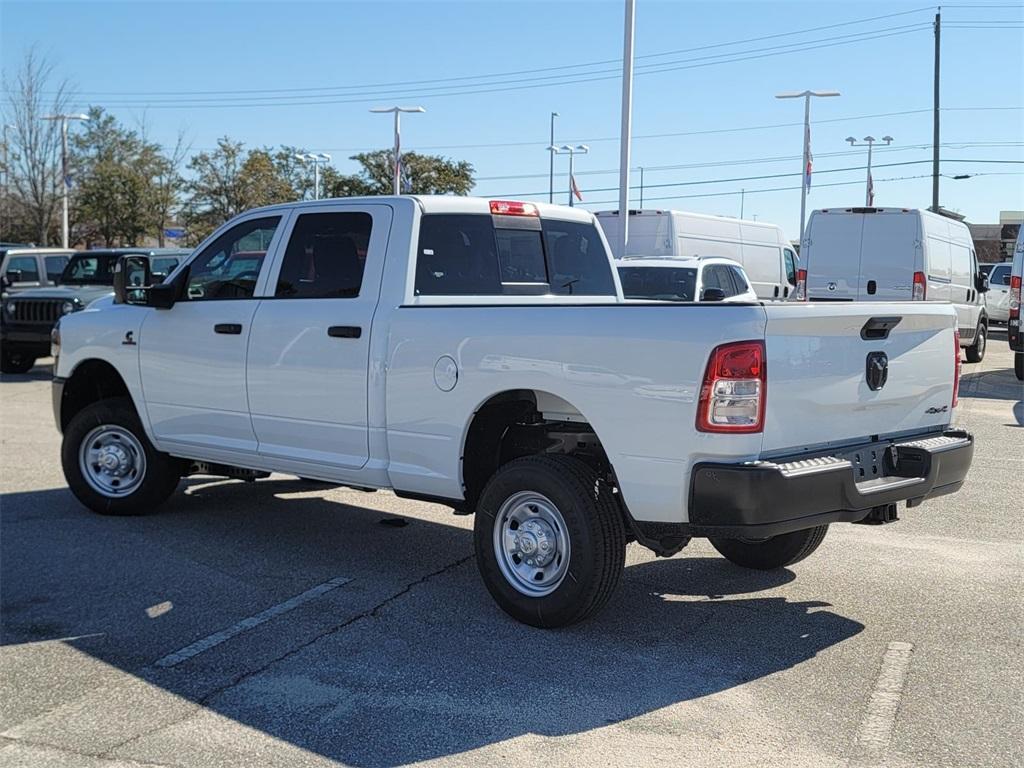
[1,480,863,767]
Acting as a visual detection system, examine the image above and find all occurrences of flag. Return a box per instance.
[867,171,874,206]
[571,174,583,202]
[804,122,813,191]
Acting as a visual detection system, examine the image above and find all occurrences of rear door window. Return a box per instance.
[276,212,372,298]
[45,255,69,282]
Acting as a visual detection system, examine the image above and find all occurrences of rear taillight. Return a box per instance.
[697,341,766,433]
[1010,274,1021,319]
[952,328,961,409]
[795,269,807,301]
[912,271,927,301]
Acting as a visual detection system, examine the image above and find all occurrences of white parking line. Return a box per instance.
[152,576,352,668]
[852,641,915,759]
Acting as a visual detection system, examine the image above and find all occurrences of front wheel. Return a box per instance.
[1,348,35,374]
[709,525,829,570]
[965,323,986,363]
[61,397,183,515]
[474,455,626,628]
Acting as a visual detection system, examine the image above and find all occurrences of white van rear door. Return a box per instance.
[806,213,863,300]
[858,212,919,300]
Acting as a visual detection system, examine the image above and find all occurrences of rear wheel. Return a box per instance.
[1,348,35,374]
[709,525,829,570]
[62,397,183,515]
[965,323,986,363]
[1015,352,1023,381]
[474,455,626,628]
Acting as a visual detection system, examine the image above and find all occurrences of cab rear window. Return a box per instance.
[415,214,615,297]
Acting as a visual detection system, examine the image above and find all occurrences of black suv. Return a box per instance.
[1,248,189,373]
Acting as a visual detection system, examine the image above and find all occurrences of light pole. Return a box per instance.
[549,144,589,207]
[638,166,645,208]
[370,106,425,195]
[845,135,893,205]
[548,111,559,204]
[41,113,89,248]
[296,153,331,200]
[775,90,839,249]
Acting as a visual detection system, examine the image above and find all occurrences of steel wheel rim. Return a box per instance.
[493,491,571,597]
[79,425,147,498]
[977,329,985,355]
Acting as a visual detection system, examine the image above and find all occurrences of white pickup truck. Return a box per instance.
[51,196,974,627]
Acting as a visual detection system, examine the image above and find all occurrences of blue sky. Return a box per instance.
[2,0,1022,238]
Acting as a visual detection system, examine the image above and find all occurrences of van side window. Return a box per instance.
[783,248,798,285]
[276,212,372,298]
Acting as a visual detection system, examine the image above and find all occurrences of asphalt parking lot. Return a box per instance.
[1,334,1021,768]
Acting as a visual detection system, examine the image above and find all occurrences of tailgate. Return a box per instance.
[761,302,957,454]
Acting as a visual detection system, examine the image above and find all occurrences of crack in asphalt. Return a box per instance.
[95,552,476,761]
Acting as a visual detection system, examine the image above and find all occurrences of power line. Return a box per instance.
[3,24,933,110]
[20,6,938,99]
[490,158,1024,199]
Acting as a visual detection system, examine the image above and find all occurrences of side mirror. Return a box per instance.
[113,255,152,305]
[6,269,23,283]
[1003,274,1012,286]
[701,287,727,302]
[975,274,990,294]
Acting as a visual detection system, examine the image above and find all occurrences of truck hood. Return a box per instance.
[7,285,114,303]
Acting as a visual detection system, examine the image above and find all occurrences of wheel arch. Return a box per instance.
[459,388,614,512]
[59,358,137,432]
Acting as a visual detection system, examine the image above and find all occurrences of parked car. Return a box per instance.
[1,248,74,294]
[51,196,972,627]
[617,256,758,303]
[1,248,188,373]
[1009,230,1023,380]
[984,262,1012,325]
[797,207,990,362]
[596,209,797,301]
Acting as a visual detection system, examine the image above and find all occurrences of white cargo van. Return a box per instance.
[595,209,798,301]
[799,207,990,361]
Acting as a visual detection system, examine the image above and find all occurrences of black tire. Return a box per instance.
[965,323,986,363]
[1,348,35,374]
[474,455,626,628]
[709,525,829,570]
[61,397,182,515]
[1015,352,1023,382]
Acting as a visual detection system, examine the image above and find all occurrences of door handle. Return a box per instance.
[327,325,362,339]
[214,323,243,335]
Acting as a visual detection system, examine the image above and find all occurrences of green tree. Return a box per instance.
[326,150,474,197]
[183,139,302,243]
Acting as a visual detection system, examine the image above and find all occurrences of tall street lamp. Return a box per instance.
[846,135,893,205]
[548,144,589,207]
[41,112,89,248]
[296,152,332,200]
[548,111,559,204]
[370,106,425,195]
[775,90,839,249]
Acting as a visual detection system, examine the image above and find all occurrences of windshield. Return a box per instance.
[618,265,697,301]
[59,254,121,286]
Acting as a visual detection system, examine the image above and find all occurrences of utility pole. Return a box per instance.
[639,166,645,208]
[740,188,745,219]
[932,8,941,212]
[618,0,636,256]
[548,112,558,204]
[846,136,893,205]
[775,90,839,249]
[549,144,589,207]
[370,106,425,195]
[40,113,89,248]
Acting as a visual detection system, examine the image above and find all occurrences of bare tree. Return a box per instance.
[1,48,76,244]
